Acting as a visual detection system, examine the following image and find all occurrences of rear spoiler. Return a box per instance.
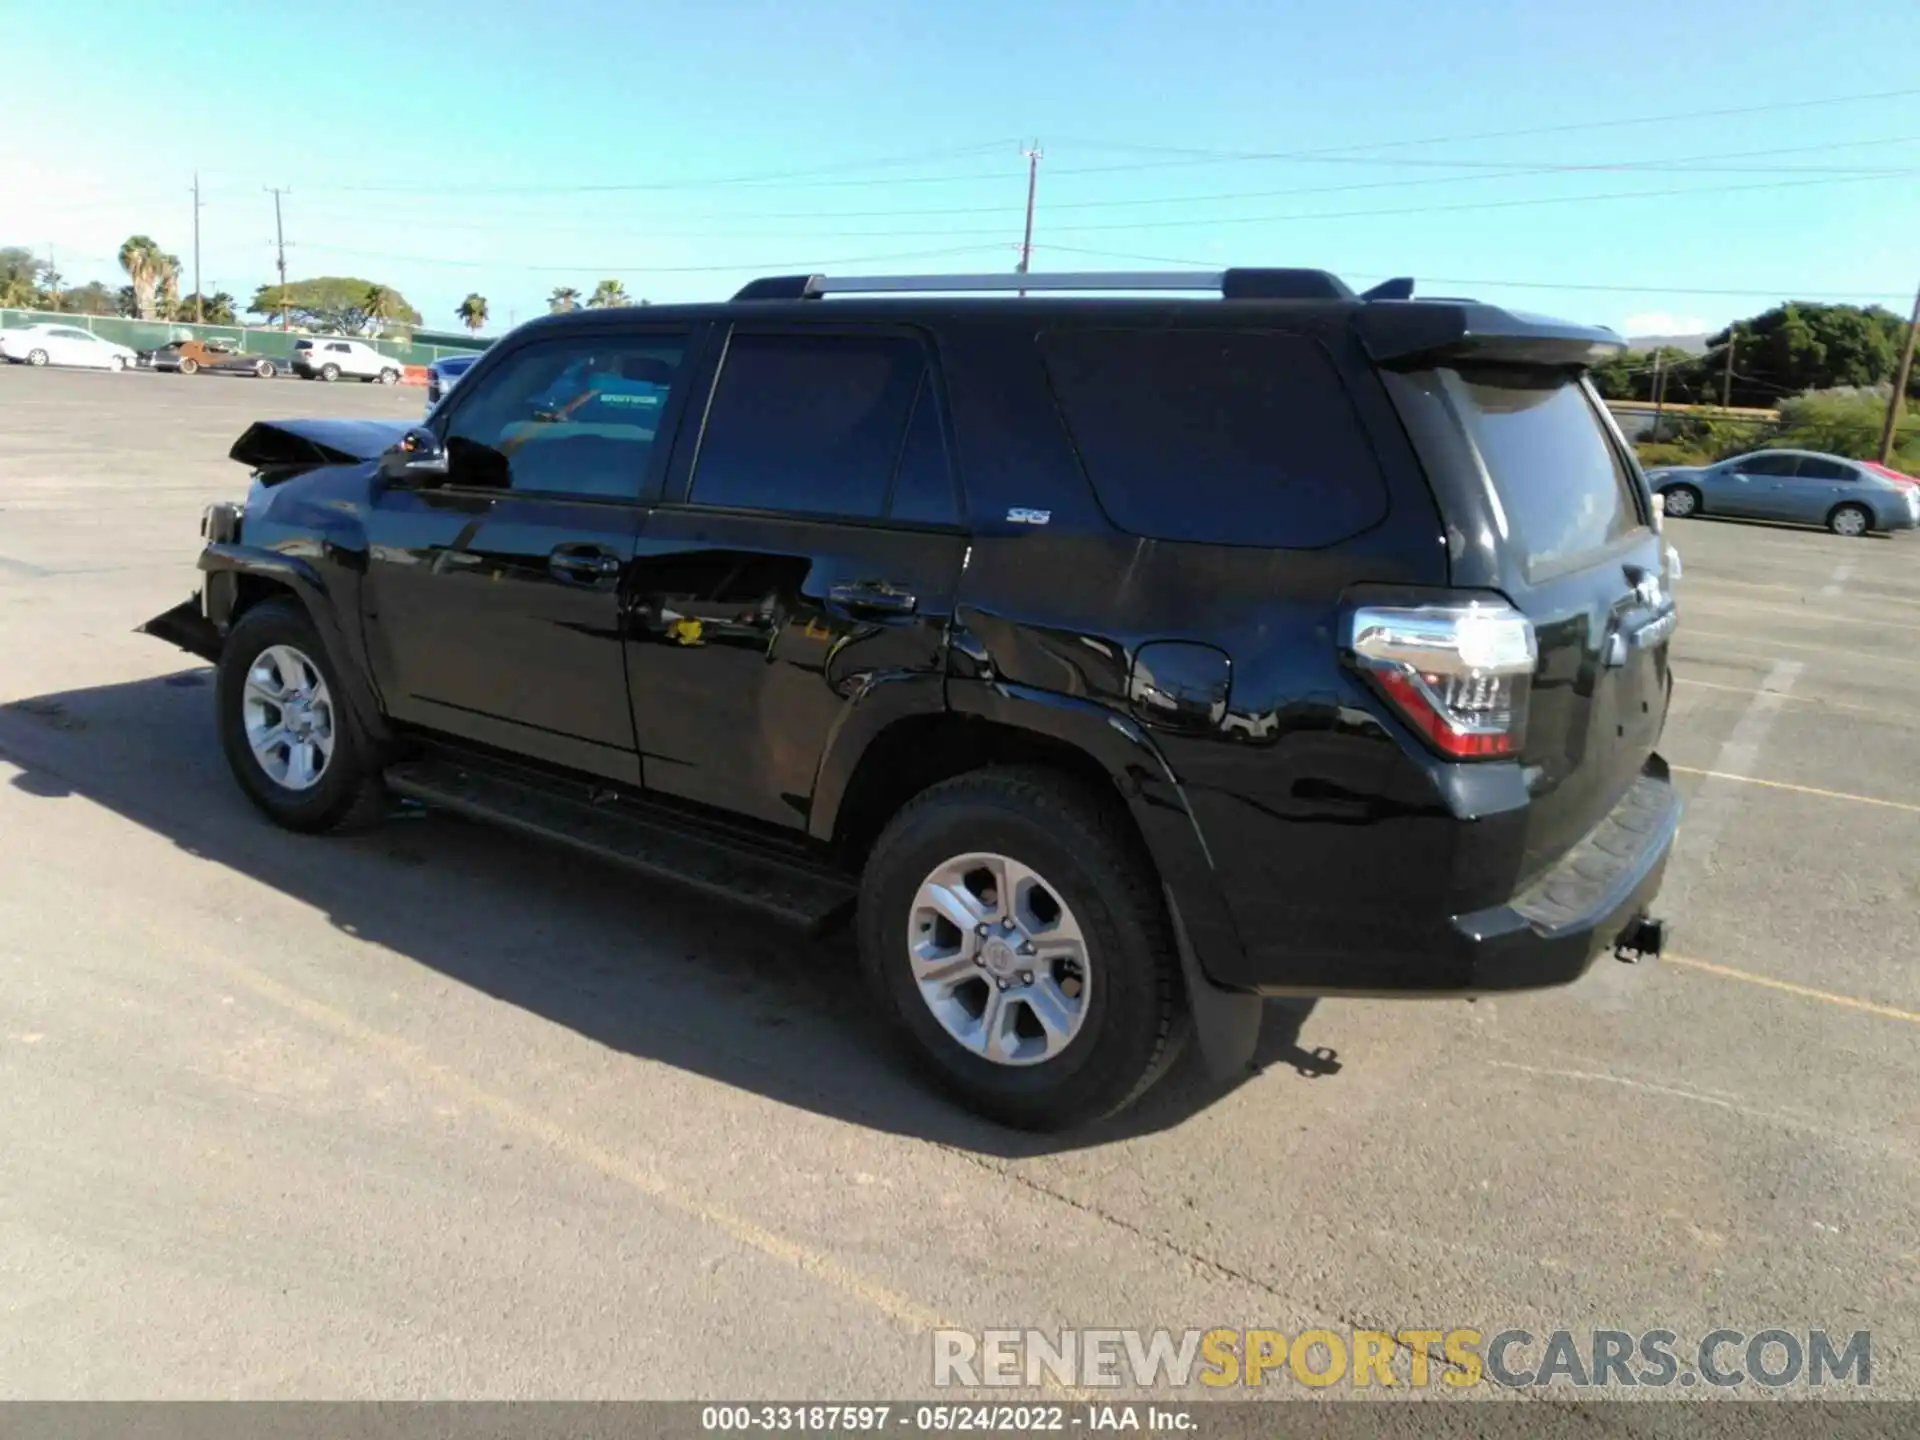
[1355,300,1625,370]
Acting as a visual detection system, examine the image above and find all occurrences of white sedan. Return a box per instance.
[0,323,139,371]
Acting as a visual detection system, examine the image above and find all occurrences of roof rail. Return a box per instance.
[730,268,1358,302]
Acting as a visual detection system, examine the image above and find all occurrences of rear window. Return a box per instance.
[1039,328,1389,548]
[1444,366,1644,569]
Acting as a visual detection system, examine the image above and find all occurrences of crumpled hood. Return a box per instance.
[229,418,411,480]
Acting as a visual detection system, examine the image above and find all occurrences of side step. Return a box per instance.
[383,758,858,935]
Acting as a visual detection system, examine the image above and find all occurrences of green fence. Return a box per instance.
[0,309,490,367]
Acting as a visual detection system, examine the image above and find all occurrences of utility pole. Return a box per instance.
[1720,330,1737,410]
[190,171,204,322]
[265,186,291,331]
[44,244,57,310]
[1651,351,1667,438]
[1879,280,1920,466]
[1016,141,1042,297]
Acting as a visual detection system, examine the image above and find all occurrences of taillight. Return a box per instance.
[1346,601,1537,760]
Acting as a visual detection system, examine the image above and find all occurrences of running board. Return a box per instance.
[383,758,858,935]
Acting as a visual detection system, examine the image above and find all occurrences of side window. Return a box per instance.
[1798,457,1851,481]
[1740,453,1800,477]
[440,334,686,498]
[1040,328,1389,548]
[690,331,924,520]
[886,375,959,526]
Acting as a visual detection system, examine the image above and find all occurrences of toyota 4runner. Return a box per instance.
[142,267,1681,1130]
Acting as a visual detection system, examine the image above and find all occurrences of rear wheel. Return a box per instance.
[858,767,1187,1130]
[25,348,48,367]
[1661,484,1700,519]
[319,362,340,382]
[109,354,127,372]
[1829,503,1872,538]
[216,599,385,834]
[254,359,275,379]
[178,357,199,375]
[376,367,400,385]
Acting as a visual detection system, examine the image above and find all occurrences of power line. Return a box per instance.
[293,241,1010,275]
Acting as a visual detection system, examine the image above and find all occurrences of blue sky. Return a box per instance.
[5,0,1916,338]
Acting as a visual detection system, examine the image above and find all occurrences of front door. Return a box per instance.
[626,326,968,830]
[361,326,697,783]
[1718,451,1800,519]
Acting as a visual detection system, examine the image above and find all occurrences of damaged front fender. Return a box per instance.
[138,594,224,663]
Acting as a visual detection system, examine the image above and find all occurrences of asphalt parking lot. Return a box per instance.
[1,365,1916,1409]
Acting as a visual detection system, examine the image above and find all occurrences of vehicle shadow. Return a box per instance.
[1670,515,1899,540]
[0,668,1342,1157]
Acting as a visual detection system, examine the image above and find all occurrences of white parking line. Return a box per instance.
[1820,560,1854,597]
[1660,659,1802,919]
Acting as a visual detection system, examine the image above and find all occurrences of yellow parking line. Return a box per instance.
[1671,676,1920,723]
[1668,764,1920,815]
[1667,954,1920,1026]
[211,955,960,1336]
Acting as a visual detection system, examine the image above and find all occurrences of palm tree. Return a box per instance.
[117,235,170,321]
[154,254,183,321]
[587,279,629,309]
[366,285,400,333]
[548,286,581,313]
[456,293,489,335]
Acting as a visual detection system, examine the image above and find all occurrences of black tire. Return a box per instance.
[377,367,400,385]
[216,598,386,834]
[319,362,340,382]
[858,766,1188,1130]
[1828,503,1872,538]
[26,348,48,366]
[1662,484,1701,519]
[254,359,274,379]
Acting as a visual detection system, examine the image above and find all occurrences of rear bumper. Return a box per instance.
[1233,758,1681,997]
[1445,761,1679,990]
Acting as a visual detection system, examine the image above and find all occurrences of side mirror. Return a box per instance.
[380,427,449,485]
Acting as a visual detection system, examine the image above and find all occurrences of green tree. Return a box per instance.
[456,292,489,335]
[178,290,236,324]
[365,285,415,336]
[548,286,581,313]
[248,277,420,334]
[117,235,173,320]
[1772,386,1919,462]
[0,246,61,309]
[587,279,629,308]
[61,281,121,316]
[1588,346,1707,405]
[1705,302,1906,408]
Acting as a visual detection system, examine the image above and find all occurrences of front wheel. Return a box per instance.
[26,348,48,367]
[216,599,386,833]
[178,357,199,375]
[858,767,1187,1130]
[319,363,340,382]
[109,354,127,372]
[254,359,275,379]
[1829,504,1872,538]
[1661,484,1700,519]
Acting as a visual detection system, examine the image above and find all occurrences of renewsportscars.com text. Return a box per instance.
[932,1327,1872,1390]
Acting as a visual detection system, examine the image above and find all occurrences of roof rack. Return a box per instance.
[731,268,1363,303]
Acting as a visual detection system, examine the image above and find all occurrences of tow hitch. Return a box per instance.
[1614,914,1666,963]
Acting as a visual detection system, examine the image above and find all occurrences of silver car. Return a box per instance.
[1647,450,1919,537]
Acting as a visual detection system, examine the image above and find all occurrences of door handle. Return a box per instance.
[829,581,917,615]
[549,547,622,581]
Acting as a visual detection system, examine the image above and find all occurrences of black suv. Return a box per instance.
[143,267,1681,1130]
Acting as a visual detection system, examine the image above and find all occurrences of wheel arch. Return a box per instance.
[203,544,391,744]
[821,679,1262,1077]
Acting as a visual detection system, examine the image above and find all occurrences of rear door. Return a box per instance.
[626,325,967,830]
[1770,454,1854,526]
[1406,365,1674,879]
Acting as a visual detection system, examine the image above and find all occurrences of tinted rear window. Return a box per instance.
[1039,329,1388,548]
[1444,366,1644,569]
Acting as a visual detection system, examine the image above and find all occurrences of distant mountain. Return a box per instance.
[1627,333,1710,356]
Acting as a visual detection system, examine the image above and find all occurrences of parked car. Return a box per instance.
[0,322,138,371]
[292,337,404,384]
[140,338,280,379]
[1646,450,1920,536]
[141,267,1680,1130]
[425,352,482,414]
